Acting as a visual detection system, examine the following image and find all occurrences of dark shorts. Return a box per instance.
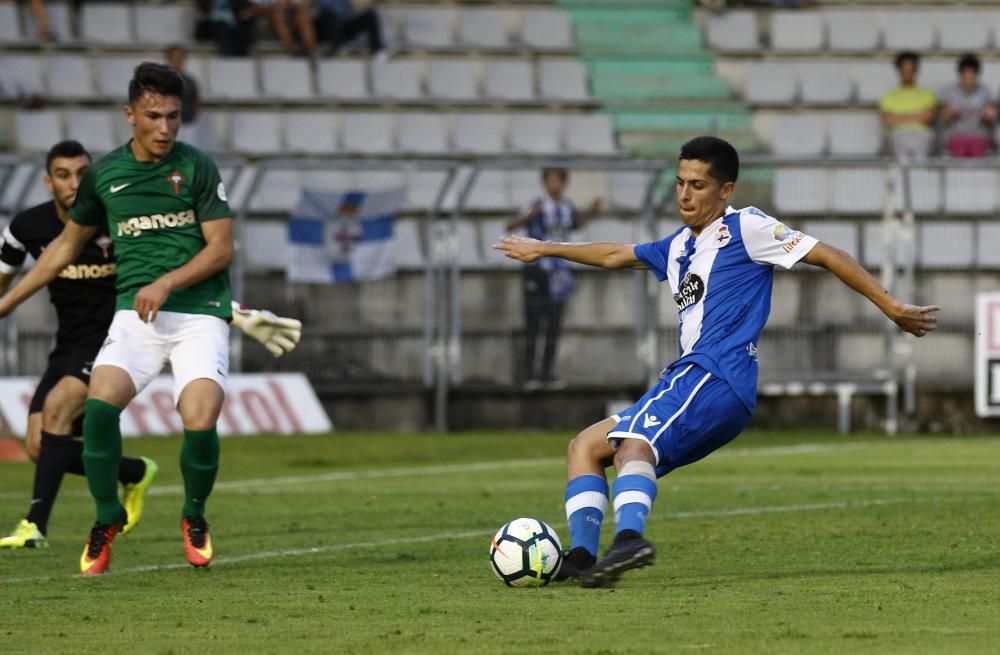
[28,336,103,414]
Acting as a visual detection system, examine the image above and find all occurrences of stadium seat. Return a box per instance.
[937,11,991,52]
[580,217,628,245]
[80,3,134,45]
[799,62,852,105]
[827,113,881,156]
[249,170,303,213]
[21,171,51,208]
[403,8,456,47]
[859,223,884,268]
[0,55,45,99]
[453,113,507,154]
[509,114,562,154]
[706,11,759,52]
[301,170,353,195]
[519,9,573,50]
[354,170,405,196]
[206,58,258,100]
[893,167,942,214]
[854,61,897,104]
[770,114,826,156]
[341,113,395,154]
[0,3,23,43]
[260,59,314,100]
[770,11,824,52]
[977,224,1000,268]
[800,221,858,259]
[479,218,519,268]
[773,168,829,215]
[397,113,450,155]
[15,110,63,152]
[0,164,37,214]
[831,167,885,215]
[404,169,451,212]
[608,171,653,212]
[24,1,72,42]
[483,60,534,101]
[73,110,117,153]
[538,59,589,102]
[372,60,424,100]
[284,112,339,155]
[563,115,616,155]
[509,169,542,206]
[134,5,192,45]
[944,170,998,214]
[244,221,289,271]
[918,60,954,96]
[456,220,482,268]
[743,62,797,104]
[826,11,880,51]
[883,11,936,51]
[393,218,426,270]
[458,9,511,48]
[230,112,283,155]
[317,60,368,99]
[920,221,974,268]
[45,55,95,100]
[427,61,480,100]
[465,170,511,211]
[95,57,136,99]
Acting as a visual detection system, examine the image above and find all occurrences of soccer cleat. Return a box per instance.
[80,512,127,576]
[181,516,214,568]
[553,547,596,582]
[121,457,158,535]
[0,519,49,549]
[580,537,655,589]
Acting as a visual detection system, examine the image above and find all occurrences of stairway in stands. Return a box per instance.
[558,0,757,158]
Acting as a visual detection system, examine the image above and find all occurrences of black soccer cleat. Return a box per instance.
[553,547,597,582]
[580,537,655,588]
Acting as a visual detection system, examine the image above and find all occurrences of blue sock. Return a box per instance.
[612,462,658,538]
[564,475,609,557]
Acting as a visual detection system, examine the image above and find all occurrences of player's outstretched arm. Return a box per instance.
[230,301,302,357]
[493,235,645,270]
[0,222,96,318]
[802,242,940,337]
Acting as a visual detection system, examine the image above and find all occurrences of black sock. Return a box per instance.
[64,438,86,475]
[25,432,78,534]
[614,529,642,544]
[63,437,145,485]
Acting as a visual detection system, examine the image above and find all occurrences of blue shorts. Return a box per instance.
[608,363,752,478]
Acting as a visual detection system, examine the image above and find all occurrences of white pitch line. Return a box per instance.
[2,496,922,585]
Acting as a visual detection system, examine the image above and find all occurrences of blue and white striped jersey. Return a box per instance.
[634,205,818,412]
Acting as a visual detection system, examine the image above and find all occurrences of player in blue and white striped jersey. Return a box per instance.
[494,136,940,588]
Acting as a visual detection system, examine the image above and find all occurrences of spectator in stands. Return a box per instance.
[314,0,386,59]
[247,0,318,59]
[880,52,936,161]
[195,0,257,57]
[940,54,996,158]
[166,46,202,126]
[506,169,603,390]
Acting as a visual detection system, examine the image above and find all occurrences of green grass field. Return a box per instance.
[1,430,998,654]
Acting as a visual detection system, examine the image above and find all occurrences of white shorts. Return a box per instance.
[94,310,230,404]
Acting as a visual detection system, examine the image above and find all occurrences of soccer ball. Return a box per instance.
[489,518,563,587]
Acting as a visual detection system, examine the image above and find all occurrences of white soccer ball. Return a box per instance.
[489,517,563,587]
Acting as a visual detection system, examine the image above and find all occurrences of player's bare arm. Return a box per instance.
[802,241,940,337]
[493,235,646,270]
[0,222,97,318]
[133,218,234,323]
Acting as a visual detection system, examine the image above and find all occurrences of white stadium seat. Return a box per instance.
[831,167,885,215]
[538,59,589,102]
[919,221,974,268]
[453,113,507,154]
[944,169,998,214]
[483,60,534,101]
[977,224,1000,267]
[799,62,852,105]
[404,8,456,47]
[706,11,759,52]
[771,114,826,156]
[826,11,880,51]
[372,60,424,100]
[456,220,482,269]
[800,221,858,260]
[893,167,942,214]
[509,169,542,206]
[341,113,395,154]
[918,60,954,96]
[773,168,829,215]
[509,114,562,154]
[883,11,936,51]
[770,11,824,51]
[466,170,511,211]
[207,58,257,100]
[72,110,117,152]
[459,9,511,48]
[80,3,134,45]
[854,62,897,104]
[744,62,797,104]
[827,113,881,156]
[397,113,450,154]
[479,218,519,268]
[936,11,991,52]
[135,5,192,45]
[15,110,63,152]
[427,61,480,100]
[260,59,314,100]
[25,1,73,42]
[519,10,573,50]
[95,57,137,99]
[284,112,339,155]
[564,115,616,155]
[0,55,45,99]
[45,55,96,100]
[317,60,369,99]
[354,171,405,196]
[230,112,283,155]
[0,4,24,43]
[245,222,289,270]
[249,170,303,214]
[393,218,426,270]
[608,171,653,212]
[404,170,450,212]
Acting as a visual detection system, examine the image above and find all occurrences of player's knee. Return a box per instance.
[613,439,654,471]
[181,413,219,432]
[41,388,83,431]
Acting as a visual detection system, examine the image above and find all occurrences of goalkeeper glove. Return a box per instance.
[230,301,302,357]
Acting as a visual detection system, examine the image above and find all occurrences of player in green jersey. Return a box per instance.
[0,63,260,574]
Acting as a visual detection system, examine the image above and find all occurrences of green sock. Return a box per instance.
[82,399,125,525]
[180,426,220,518]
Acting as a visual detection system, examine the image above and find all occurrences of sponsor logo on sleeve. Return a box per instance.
[217,182,227,202]
[773,224,805,253]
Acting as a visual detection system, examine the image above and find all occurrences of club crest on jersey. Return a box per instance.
[673,272,705,311]
[167,170,187,195]
[714,224,731,247]
[95,234,113,259]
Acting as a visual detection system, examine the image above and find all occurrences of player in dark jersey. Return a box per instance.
[0,141,155,549]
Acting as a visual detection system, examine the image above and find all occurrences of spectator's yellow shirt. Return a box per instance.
[880,86,936,131]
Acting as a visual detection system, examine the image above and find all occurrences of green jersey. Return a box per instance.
[70,140,232,319]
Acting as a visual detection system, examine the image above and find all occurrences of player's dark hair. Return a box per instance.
[678,136,739,185]
[128,62,184,104]
[542,167,569,183]
[45,140,91,174]
[895,51,920,70]
[958,53,980,74]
